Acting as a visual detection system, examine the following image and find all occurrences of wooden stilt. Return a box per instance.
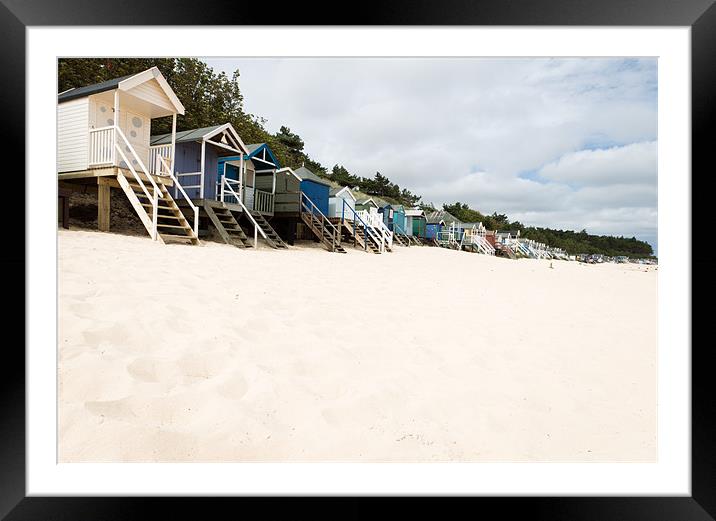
[98,178,111,232]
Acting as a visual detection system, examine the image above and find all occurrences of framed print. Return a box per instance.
[4,0,714,518]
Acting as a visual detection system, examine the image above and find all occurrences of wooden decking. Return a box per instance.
[58,167,173,186]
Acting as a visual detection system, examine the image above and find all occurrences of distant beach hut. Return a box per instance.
[328,186,357,220]
[272,165,345,253]
[405,208,427,241]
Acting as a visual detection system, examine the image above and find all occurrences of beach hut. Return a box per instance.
[425,210,463,248]
[148,132,286,249]
[378,203,410,246]
[57,66,199,245]
[272,165,345,253]
[328,186,357,220]
[404,208,427,243]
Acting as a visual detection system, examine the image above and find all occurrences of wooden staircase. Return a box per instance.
[392,231,409,247]
[248,211,288,249]
[334,219,381,254]
[204,204,251,248]
[117,170,199,245]
[495,243,517,259]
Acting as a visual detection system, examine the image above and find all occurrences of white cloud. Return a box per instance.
[537,141,657,187]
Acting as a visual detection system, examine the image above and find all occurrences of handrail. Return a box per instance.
[222,175,267,247]
[300,192,339,251]
[115,144,159,241]
[341,199,383,252]
[159,155,199,238]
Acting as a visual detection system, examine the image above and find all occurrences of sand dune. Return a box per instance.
[58,229,657,462]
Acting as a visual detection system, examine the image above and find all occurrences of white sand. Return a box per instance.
[58,229,657,462]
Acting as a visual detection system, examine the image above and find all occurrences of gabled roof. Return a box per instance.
[150,123,249,154]
[151,125,222,145]
[404,208,425,217]
[329,186,356,200]
[426,210,462,225]
[58,66,185,115]
[217,142,280,169]
[246,143,280,168]
[355,196,377,207]
[294,166,332,187]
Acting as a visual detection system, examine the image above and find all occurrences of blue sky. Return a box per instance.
[203,57,658,254]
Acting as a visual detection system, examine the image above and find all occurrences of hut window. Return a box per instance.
[132,116,143,128]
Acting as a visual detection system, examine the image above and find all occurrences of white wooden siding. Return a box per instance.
[125,79,174,113]
[244,186,255,210]
[57,98,89,172]
[329,193,355,219]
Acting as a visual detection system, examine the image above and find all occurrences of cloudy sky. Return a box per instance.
[203,58,658,253]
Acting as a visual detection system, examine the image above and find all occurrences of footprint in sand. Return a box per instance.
[82,322,130,347]
[85,397,136,420]
[126,357,179,387]
[217,373,249,400]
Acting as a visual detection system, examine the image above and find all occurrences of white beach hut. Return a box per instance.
[57,67,200,245]
[328,186,357,220]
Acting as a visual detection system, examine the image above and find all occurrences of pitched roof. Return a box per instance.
[150,125,225,145]
[294,166,332,186]
[355,195,378,207]
[426,210,462,225]
[246,143,264,154]
[404,208,425,217]
[329,186,355,199]
[58,74,135,103]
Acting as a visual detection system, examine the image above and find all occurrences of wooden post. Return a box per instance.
[171,113,177,198]
[98,178,111,232]
[113,90,120,166]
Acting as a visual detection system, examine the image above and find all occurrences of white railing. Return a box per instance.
[114,126,161,241]
[88,126,115,167]
[158,155,198,238]
[220,177,241,205]
[357,209,393,250]
[222,175,267,248]
[149,144,173,175]
[173,171,202,200]
[254,189,275,215]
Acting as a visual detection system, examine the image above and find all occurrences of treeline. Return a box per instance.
[58,58,420,206]
[439,202,653,257]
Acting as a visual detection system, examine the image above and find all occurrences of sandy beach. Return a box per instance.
[58,229,657,462]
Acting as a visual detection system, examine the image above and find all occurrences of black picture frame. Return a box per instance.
[2,0,712,518]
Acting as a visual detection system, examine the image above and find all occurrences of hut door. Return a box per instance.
[118,110,150,171]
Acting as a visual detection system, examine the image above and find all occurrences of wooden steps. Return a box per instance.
[116,170,199,245]
[248,211,288,249]
[301,211,346,253]
[204,204,251,248]
[392,231,410,247]
[335,219,381,254]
